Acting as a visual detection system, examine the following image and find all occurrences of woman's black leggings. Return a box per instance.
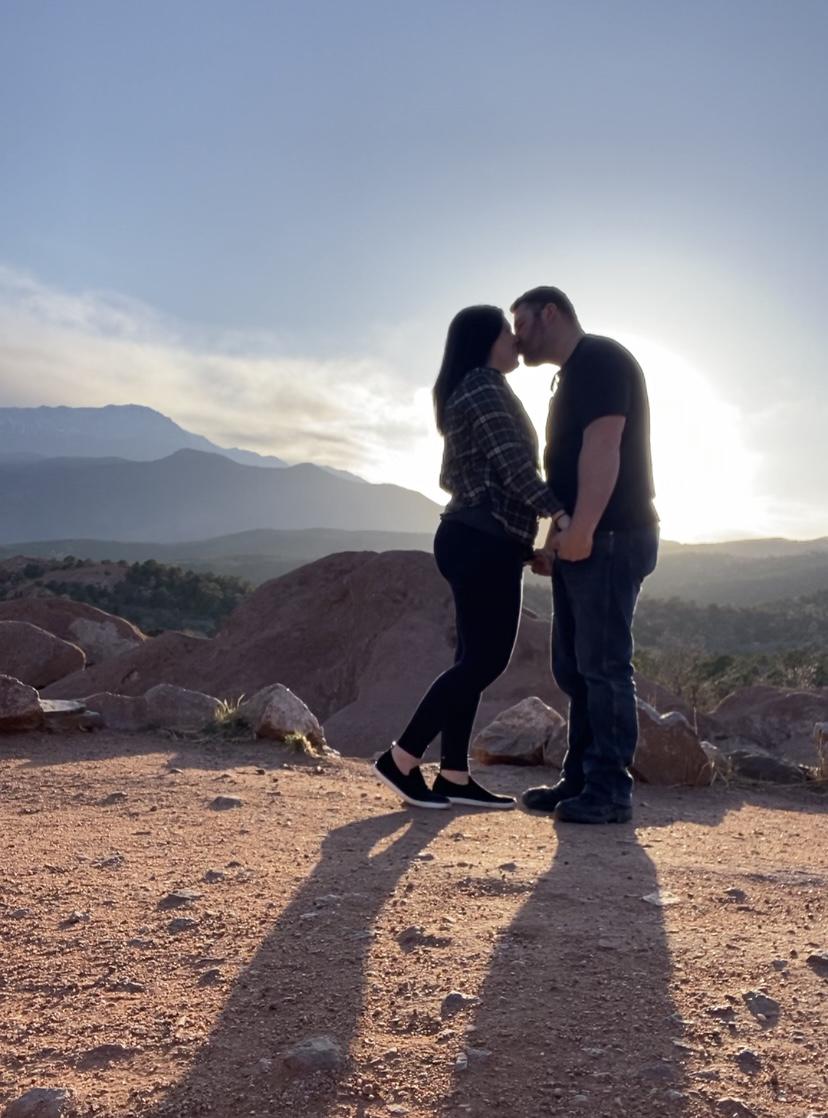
[396,519,525,771]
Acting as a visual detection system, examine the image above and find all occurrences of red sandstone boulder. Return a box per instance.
[0,621,86,688]
[246,684,326,748]
[472,698,566,766]
[710,686,828,765]
[38,552,709,770]
[83,692,150,732]
[633,701,713,786]
[0,674,44,732]
[144,684,222,731]
[0,598,145,664]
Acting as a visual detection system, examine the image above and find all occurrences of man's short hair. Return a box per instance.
[510,286,577,320]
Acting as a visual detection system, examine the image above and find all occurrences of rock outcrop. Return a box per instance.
[0,674,45,733]
[39,551,709,764]
[0,621,86,688]
[710,686,828,765]
[0,598,145,664]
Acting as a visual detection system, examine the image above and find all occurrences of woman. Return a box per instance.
[374,305,569,809]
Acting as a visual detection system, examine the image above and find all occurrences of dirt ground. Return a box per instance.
[1,731,826,1118]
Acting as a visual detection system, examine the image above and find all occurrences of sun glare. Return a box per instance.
[510,334,767,543]
[383,337,766,544]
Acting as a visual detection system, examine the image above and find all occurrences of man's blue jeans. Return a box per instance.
[551,525,659,805]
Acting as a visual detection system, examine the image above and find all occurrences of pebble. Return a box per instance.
[641,890,682,907]
[159,889,202,909]
[100,791,128,805]
[62,910,90,926]
[716,1099,756,1118]
[281,1035,342,1076]
[203,869,225,883]
[77,1043,135,1068]
[806,951,828,977]
[5,1087,73,1118]
[167,916,199,933]
[742,990,780,1023]
[724,888,748,903]
[209,795,243,810]
[734,1047,762,1074]
[9,907,31,919]
[197,968,223,986]
[440,991,480,1018]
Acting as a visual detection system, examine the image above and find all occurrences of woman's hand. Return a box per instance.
[530,549,553,576]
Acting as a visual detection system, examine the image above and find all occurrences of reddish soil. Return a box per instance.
[1,731,826,1118]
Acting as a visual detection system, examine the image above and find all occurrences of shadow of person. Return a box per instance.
[148,807,451,1117]
[441,806,729,1118]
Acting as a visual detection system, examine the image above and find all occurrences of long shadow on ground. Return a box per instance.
[439,800,732,1118]
[146,809,451,1117]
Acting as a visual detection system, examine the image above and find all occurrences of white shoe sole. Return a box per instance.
[373,764,450,810]
[444,795,516,810]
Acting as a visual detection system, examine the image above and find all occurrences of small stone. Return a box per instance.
[734,1048,762,1074]
[440,991,480,1018]
[742,990,780,1023]
[61,910,90,926]
[638,1061,678,1085]
[454,1052,469,1071]
[771,958,788,971]
[397,925,451,951]
[112,979,146,993]
[281,1034,342,1076]
[498,862,517,872]
[642,890,682,907]
[100,791,128,805]
[77,1042,135,1068]
[465,1045,492,1064]
[387,1107,409,1116]
[209,795,243,810]
[158,889,202,909]
[4,1087,73,1118]
[806,951,828,977]
[724,888,748,903]
[167,917,199,933]
[203,869,225,883]
[707,1004,736,1021]
[716,1099,756,1118]
[8,907,31,919]
[198,968,223,986]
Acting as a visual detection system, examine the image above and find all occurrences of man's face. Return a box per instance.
[513,304,546,366]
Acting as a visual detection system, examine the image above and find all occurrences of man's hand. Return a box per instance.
[530,550,553,576]
[554,524,594,562]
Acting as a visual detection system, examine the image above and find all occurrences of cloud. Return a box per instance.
[0,265,433,479]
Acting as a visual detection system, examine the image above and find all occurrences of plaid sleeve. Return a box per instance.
[462,375,563,518]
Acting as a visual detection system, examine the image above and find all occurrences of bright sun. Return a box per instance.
[382,335,767,544]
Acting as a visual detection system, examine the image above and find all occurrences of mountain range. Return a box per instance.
[0,451,441,543]
[0,403,360,480]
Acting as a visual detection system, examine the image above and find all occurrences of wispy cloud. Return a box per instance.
[0,265,434,481]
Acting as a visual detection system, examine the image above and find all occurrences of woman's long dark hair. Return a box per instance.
[432,305,505,433]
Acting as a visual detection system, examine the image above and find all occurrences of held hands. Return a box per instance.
[553,522,594,562]
[538,513,595,564]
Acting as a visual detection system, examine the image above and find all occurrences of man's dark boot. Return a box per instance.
[521,779,583,814]
[554,791,633,825]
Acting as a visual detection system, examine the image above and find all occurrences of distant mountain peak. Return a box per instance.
[0,402,361,477]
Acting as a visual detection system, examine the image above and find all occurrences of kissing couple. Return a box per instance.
[374,286,659,825]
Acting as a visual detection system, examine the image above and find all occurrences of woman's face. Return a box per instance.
[488,319,520,374]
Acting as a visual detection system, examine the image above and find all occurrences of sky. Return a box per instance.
[0,0,826,542]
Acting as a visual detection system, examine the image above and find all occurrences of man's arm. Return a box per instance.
[551,415,625,561]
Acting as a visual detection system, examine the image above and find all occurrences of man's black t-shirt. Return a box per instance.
[544,334,657,532]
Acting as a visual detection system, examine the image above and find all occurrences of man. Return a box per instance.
[512,287,659,824]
